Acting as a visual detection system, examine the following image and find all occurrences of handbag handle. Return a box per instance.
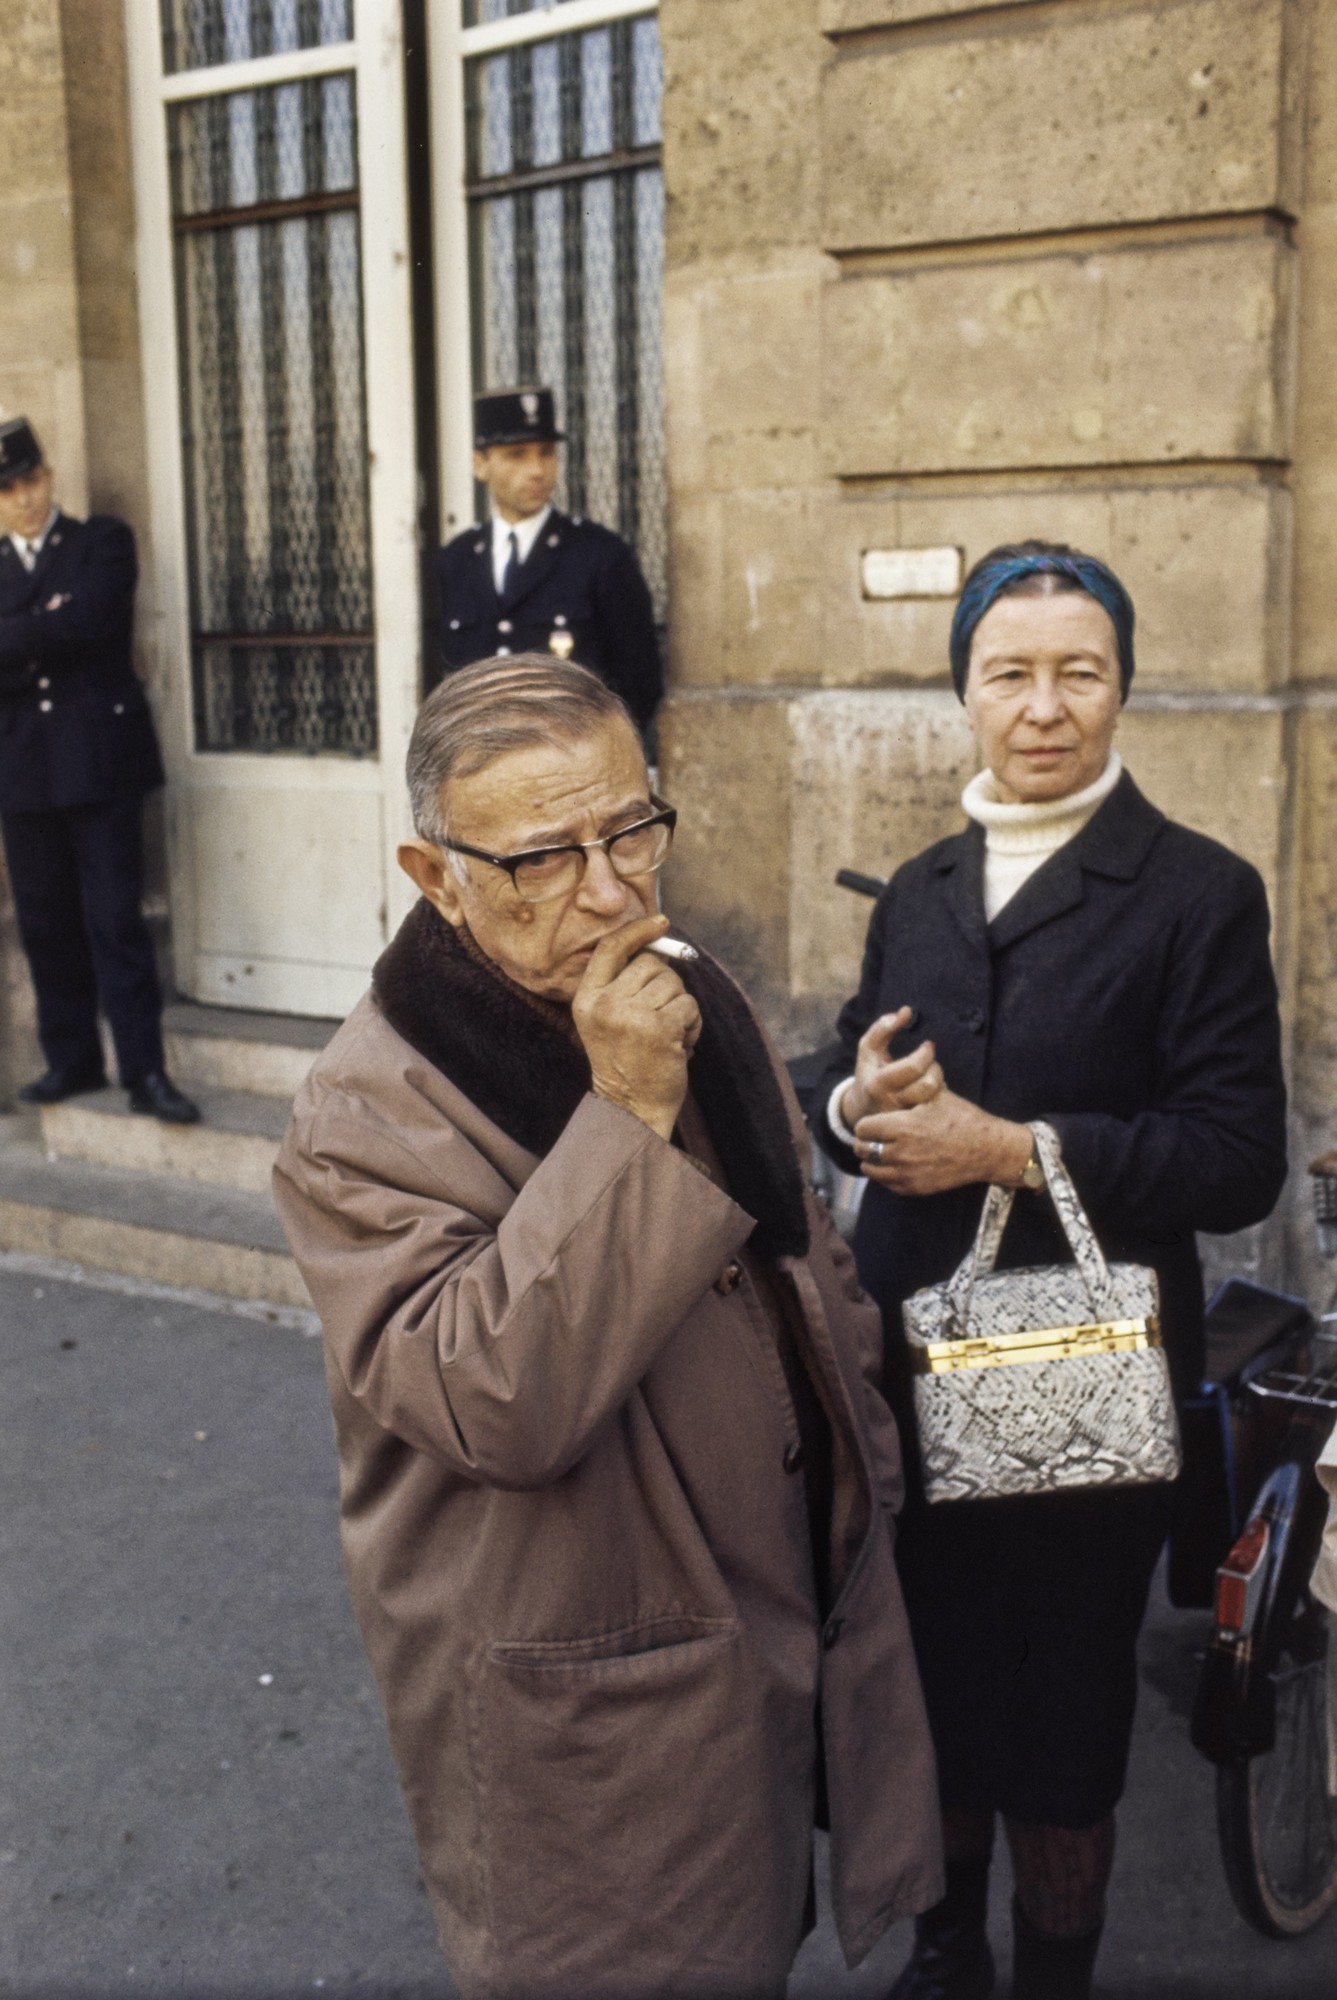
[944,1121,1114,1335]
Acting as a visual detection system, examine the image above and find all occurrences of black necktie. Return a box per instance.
[501,529,519,601]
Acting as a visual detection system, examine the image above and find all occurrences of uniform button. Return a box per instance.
[963,1007,986,1033]
[37,676,50,690]
[113,703,125,715]
[497,619,513,634]
[496,645,512,656]
[782,1442,805,1475]
[448,618,460,630]
[554,614,568,627]
[547,533,560,546]
[714,1260,743,1296]
[822,1618,844,1651]
[38,699,52,713]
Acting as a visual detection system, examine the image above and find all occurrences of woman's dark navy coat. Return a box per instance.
[813,770,1288,1823]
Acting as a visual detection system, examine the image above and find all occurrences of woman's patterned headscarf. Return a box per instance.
[949,540,1136,701]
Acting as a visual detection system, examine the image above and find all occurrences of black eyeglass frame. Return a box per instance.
[442,800,678,893]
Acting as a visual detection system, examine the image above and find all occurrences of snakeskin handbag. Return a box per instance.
[903,1122,1182,1504]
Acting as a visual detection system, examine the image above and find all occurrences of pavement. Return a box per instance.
[2,1258,1336,1999]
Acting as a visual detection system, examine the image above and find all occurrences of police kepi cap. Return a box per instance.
[473,386,565,448]
[0,416,44,489]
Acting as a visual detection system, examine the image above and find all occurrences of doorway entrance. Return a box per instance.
[126,0,663,1019]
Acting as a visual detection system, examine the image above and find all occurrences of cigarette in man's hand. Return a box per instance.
[644,936,699,962]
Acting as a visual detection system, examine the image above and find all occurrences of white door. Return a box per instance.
[125,1,421,1016]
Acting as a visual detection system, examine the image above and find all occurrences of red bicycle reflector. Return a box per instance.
[1214,1516,1271,1634]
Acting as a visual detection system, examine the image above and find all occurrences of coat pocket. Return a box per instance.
[471,1615,783,1994]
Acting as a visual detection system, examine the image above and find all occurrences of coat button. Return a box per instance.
[554,614,568,627]
[448,618,460,630]
[963,1007,986,1033]
[113,702,125,715]
[37,676,50,689]
[783,1442,805,1475]
[497,619,513,634]
[38,699,52,712]
[714,1260,743,1296]
[496,645,512,656]
[822,1618,844,1651]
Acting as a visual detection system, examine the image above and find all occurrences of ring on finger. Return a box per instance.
[868,1139,885,1165]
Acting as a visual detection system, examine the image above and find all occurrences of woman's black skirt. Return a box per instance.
[894,1475,1172,1827]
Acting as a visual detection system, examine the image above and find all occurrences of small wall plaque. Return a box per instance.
[861,546,963,601]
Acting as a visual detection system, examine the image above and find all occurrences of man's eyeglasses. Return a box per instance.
[443,803,677,905]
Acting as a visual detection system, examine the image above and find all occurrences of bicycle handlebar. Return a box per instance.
[835,868,888,900]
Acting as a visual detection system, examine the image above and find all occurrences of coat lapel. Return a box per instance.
[932,826,989,953]
[373,899,810,1261]
[987,770,1166,951]
[0,535,33,611]
[27,512,71,594]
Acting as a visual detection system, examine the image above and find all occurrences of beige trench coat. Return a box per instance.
[274,991,941,2000]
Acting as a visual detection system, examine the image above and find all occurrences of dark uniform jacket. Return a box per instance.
[436,509,663,728]
[0,512,164,813]
[814,771,1288,1406]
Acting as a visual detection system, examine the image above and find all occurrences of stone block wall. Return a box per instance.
[658,0,1335,1294]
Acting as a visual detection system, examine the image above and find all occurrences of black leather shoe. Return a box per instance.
[126,1071,201,1125]
[887,1856,996,2000]
[18,1065,108,1105]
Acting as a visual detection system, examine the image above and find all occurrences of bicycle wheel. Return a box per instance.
[1217,1597,1337,1936]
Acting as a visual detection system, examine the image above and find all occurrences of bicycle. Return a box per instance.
[1188,1154,1337,1936]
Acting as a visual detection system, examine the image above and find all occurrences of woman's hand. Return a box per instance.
[854,1087,1033,1196]
[840,1007,945,1127]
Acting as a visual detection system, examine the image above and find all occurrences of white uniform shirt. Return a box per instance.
[8,506,58,571]
[490,505,552,594]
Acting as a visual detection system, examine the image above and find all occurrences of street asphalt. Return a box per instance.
[2,1259,1336,1999]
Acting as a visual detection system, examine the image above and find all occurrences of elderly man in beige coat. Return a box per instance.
[274,654,941,2000]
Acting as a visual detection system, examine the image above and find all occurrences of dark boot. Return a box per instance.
[886,1854,995,2000]
[1011,1895,1102,2000]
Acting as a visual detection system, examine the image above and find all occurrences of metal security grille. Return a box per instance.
[169,64,376,754]
[161,0,353,75]
[464,0,585,22]
[465,10,667,622]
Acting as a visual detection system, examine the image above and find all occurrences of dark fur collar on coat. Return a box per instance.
[373,899,809,1262]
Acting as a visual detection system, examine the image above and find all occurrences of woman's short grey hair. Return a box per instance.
[407,652,637,847]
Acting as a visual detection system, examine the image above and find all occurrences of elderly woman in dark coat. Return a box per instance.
[812,541,1288,2000]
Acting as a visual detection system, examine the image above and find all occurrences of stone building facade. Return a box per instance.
[1,0,1334,1290]
[656,0,1337,1291]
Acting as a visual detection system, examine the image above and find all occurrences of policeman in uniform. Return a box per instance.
[436,387,663,731]
[0,417,198,1121]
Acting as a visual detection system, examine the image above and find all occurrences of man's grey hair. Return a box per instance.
[407,653,638,852]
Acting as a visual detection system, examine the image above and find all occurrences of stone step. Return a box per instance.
[0,1120,308,1310]
[39,1084,290,1196]
[162,1001,337,1100]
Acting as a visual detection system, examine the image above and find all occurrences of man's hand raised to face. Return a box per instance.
[573,914,702,1141]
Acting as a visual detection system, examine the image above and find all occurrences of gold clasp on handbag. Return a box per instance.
[912,1316,1160,1376]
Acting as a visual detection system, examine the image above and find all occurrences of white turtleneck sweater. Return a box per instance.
[962,750,1123,923]
[826,750,1123,1147]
